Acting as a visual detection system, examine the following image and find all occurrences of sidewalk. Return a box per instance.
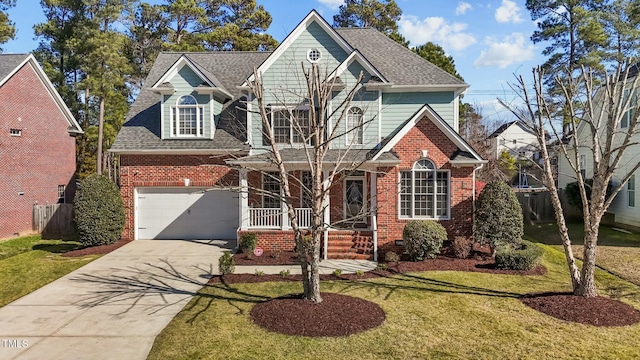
[235,259,378,275]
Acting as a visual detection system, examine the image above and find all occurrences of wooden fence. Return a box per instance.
[33,204,75,238]
[516,189,582,225]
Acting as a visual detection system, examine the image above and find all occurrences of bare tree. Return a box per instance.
[502,63,640,297]
[242,62,378,303]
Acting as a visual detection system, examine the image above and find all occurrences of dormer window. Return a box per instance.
[171,95,204,137]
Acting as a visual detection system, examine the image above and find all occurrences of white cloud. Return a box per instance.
[456,2,472,15]
[495,0,524,23]
[474,33,535,69]
[399,15,476,52]
[317,0,343,10]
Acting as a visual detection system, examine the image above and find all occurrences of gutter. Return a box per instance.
[472,163,484,240]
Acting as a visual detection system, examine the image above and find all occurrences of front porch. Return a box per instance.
[236,167,380,260]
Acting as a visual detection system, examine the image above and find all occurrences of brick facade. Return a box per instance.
[118,154,239,240]
[0,63,77,238]
[120,115,478,259]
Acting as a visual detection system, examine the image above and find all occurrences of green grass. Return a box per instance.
[525,222,640,285]
[0,235,99,307]
[148,245,640,360]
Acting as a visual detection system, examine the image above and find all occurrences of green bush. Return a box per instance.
[218,251,235,275]
[565,179,613,209]
[494,241,543,270]
[73,174,125,247]
[239,233,257,253]
[475,181,523,252]
[402,220,447,261]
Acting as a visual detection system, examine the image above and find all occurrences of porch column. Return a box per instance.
[323,169,330,260]
[239,169,249,230]
[370,172,378,262]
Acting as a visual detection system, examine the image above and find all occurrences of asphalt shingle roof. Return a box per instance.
[111,25,468,153]
[0,54,29,83]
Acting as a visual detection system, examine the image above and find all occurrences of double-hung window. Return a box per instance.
[172,95,204,137]
[399,159,450,219]
[262,172,281,208]
[628,174,636,208]
[271,107,310,144]
[622,88,637,129]
[346,107,364,145]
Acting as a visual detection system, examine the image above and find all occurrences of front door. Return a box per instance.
[344,176,366,223]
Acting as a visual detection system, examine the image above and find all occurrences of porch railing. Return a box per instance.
[247,207,312,229]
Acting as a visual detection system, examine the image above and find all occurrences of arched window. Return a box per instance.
[172,95,204,137]
[399,159,449,219]
[346,107,363,145]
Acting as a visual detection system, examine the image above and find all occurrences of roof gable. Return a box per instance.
[0,54,82,134]
[328,49,388,85]
[372,104,484,164]
[242,10,353,86]
[152,55,232,99]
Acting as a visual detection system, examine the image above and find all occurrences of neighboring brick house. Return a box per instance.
[0,54,83,238]
[110,10,486,260]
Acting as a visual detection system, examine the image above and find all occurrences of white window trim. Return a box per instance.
[397,161,451,220]
[628,174,636,208]
[343,174,367,223]
[345,106,364,146]
[170,95,205,138]
[262,172,281,208]
[270,106,311,145]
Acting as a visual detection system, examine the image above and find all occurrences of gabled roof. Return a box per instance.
[327,49,389,85]
[371,104,485,165]
[0,54,82,134]
[242,10,354,86]
[151,55,232,99]
[488,121,535,139]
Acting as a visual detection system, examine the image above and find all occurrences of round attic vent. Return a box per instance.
[307,48,321,63]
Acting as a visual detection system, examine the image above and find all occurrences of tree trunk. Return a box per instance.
[97,98,105,175]
[306,229,322,303]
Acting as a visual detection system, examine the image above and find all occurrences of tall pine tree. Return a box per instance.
[0,0,15,50]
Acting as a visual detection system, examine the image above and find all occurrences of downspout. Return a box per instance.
[472,163,484,239]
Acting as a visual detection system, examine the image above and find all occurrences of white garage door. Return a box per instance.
[136,188,239,240]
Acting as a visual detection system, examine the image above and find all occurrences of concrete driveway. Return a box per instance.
[0,239,232,360]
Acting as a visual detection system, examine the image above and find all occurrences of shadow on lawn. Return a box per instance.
[525,223,640,248]
[68,259,270,320]
[32,242,82,254]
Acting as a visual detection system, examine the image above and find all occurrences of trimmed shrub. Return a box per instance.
[239,233,257,253]
[495,241,543,270]
[402,220,447,261]
[74,174,125,247]
[475,181,523,252]
[384,251,400,263]
[565,179,613,209]
[218,251,235,275]
[452,236,472,259]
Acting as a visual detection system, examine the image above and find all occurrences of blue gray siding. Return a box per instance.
[381,92,456,138]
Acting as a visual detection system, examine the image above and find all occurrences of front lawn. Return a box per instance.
[0,235,99,307]
[148,245,640,360]
[525,223,640,285]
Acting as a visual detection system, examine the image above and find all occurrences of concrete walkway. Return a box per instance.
[0,240,377,360]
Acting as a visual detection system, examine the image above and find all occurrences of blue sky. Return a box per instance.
[4,0,543,122]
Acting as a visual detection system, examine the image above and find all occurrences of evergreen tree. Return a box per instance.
[413,42,463,81]
[0,0,15,50]
[332,0,405,45]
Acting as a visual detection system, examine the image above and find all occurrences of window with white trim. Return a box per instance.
[628,174,636,208]
[346,107,364,145]
[307,48,321,63]
[171,95,204,137]
[57,185,66,204]
[622,88,637,128]
[271,108,310,144]
[301,171,313,208]
[262,172,281,208]
[399,159,450,219]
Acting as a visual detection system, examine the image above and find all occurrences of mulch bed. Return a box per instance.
[209,270,394,285]
[250,292,385,337]
[233,250,300,265]
[521,292,640,327]
[61,239,131,257]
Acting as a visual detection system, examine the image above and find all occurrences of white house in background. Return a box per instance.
[487,121,540,161]
[557,86,640,231]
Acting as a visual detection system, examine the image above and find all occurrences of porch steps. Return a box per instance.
[326,231,374,260]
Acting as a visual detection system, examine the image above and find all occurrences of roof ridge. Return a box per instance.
[159,51,273,55]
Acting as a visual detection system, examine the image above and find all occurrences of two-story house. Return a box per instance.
[487,121,540,161]
[110,11,486,260]
[0,54,83,238]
